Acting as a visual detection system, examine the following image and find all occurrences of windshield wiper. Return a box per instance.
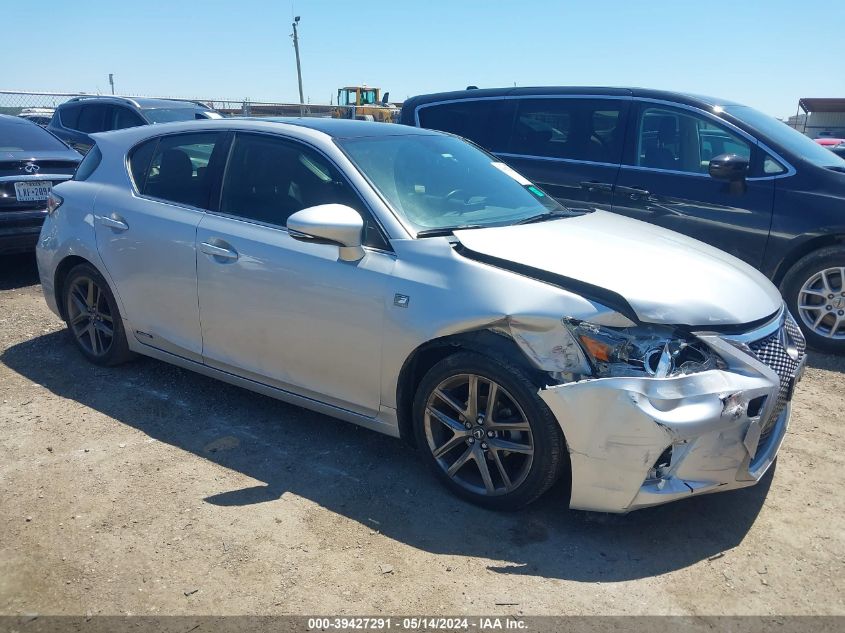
[515,210,574,225]
[415,225,485,238]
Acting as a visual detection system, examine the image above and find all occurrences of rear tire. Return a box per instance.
[412,351,568,511]
[63,263,134,366]
[781,246,845,354]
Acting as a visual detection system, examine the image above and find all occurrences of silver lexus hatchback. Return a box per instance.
[36,118,807,513]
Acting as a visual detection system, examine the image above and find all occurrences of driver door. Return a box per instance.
[195,132,395,415]
[611,103,774,268]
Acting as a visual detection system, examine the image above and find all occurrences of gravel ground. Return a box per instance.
[0,252,843,617]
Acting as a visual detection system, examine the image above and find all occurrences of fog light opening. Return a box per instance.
[747,395,767,418]
[646,446,673,483]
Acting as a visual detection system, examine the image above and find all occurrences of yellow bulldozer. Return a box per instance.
[333,86,399,123]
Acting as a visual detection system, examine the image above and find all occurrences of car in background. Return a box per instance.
[0,114,81,254]
[37,118,805,513]
[47,96,222,154]
[401,87,845,353]
[18,108,55,127]
[814,137,845,159]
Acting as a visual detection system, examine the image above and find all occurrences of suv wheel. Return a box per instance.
[412,351,568,510]
[63,263,134,366]
[781,246,845,353]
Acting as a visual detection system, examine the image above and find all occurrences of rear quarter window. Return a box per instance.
[128,138,158,192]
[73,146,102,181]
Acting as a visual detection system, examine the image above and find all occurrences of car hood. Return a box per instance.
[453,210,783,327]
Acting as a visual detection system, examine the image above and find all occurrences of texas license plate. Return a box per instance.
[14,181,52,202]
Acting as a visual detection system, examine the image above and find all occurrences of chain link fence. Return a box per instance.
[0,90,355,119]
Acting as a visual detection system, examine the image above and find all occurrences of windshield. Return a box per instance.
[338,134,568,235]
[0,119,68,152]
[143,108,215,123]
[724,105,845,169]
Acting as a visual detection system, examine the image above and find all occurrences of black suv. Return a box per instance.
[48,96,221,154]
[401,87,845,352]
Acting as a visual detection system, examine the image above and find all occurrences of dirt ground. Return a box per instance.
[0,252,843,617]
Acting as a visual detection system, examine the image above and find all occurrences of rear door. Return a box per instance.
[611,102,775,267]
[93,131,227,362]
[496,97,630,211]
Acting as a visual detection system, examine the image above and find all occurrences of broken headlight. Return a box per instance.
[564,320,725,378]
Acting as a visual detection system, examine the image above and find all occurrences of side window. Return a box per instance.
[73,146,102,181]
[112,106,145,130]
[634,106,751,174]
[59,104,82,130]
[220,134,389,249]
[417,100,509,151]
[137,133,221,208]
[509,98,627,164]
[76,104,110,133]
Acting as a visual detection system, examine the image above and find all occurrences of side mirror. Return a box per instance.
[287,204,365,262]
[708,153,749,181]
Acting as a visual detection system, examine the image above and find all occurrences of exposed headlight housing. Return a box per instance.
[564,319,726,378]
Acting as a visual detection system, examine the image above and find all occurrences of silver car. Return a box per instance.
[36,118,807,513]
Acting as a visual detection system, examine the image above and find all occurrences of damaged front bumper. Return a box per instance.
[539,321,807,513]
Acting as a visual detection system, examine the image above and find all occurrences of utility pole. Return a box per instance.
[109,73,115,95]
[291,16,305,116]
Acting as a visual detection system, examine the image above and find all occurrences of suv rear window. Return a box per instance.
[59,104,82,129]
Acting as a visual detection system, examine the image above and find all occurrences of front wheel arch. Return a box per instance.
[780,244,845,352]
[395,330,547,447]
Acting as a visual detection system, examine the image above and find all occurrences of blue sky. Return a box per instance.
[5,0,843,118]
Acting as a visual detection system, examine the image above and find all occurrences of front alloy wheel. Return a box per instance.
[782,246,845,353]
[413,351,567,510]
[424,374,534,496]
[797,266,845,340]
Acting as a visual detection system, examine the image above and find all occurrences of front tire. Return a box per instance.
[63,263,134,366]
[781,246,845,353]
[412,351,568,510]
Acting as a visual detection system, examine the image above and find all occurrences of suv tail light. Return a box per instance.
[46,192,64,215]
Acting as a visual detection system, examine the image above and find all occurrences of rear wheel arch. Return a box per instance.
[54,255,92,320]
[395,329,547,447]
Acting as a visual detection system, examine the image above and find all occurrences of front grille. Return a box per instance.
[747,312,806,445]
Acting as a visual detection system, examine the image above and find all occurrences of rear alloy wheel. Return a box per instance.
[782,246,845,353]
[64,263,134,366]
[413,351,567,510]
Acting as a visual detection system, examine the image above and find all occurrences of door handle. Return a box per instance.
[580,181,614,193]
[98,214,129,231]
[200,241,239,261]
[616,186,651,200]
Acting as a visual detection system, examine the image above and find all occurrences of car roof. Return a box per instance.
[89,117,443,147]
[58,96,210,110]
[258,117,440,138]
[403,86,745,110]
